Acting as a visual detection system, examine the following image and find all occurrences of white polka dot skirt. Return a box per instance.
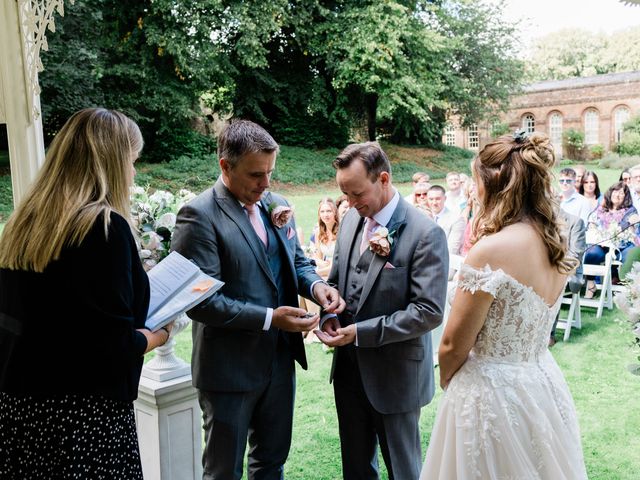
[0,392,143,479]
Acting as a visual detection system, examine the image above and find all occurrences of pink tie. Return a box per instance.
[245,204,268,247]
[360,217,379,254]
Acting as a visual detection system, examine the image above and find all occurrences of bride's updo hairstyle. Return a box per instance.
[472,131,576,274]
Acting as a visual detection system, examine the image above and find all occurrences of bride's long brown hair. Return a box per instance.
[472,132,576,274]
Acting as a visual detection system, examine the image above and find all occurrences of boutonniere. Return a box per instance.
[268,202,293,228]
[369,227,397,257]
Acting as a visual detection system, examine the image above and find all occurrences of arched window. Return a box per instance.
[549,112,563,156]
[444,123,456,146]
[467,124,479,150]
[614,106,631,143]
[584,109,599,145]
[522,114,535,134]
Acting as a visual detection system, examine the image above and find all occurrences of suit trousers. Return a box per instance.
[333,345,422,480]
[198,336,295,480]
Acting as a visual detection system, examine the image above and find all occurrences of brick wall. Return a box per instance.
[444,71,640,156]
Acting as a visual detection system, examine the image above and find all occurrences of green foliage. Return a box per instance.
[564,128,586,160]
[589,144,605,160]
[40,0,224,161]
[616,116,640,156]
[599,152,640,170]
[41,0,523,155]
[0,175,13,223]
[269,147,340,184]
[620,247,640,279]
[526,26,640,82]
[489,122,510,138]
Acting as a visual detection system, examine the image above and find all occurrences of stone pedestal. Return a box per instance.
[135,374,202,480]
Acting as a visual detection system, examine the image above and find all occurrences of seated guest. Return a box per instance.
[0,108,171,478]
[620,168,631,185]
[559,167,591,223]
[579,170,602,214]
[584,181,640,298]
[444,171,466,215]
[573,164,586,193]
[427,185,465,255]
[404,171,430,203]
[629,164,640,211]
[412,182,431,214]
[313,197,339,280]
[336,194,350,221]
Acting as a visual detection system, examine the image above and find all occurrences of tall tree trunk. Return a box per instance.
[366,92,378,141]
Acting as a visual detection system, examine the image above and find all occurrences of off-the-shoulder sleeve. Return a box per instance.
[457,264,502,297]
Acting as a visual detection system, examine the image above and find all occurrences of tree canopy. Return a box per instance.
[40,0,523,159]
[526,26,640,82]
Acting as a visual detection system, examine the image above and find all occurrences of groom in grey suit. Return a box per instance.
[316,142,448,479]
[171,120,344,480]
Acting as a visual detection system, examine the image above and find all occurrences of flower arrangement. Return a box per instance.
[587,219,636,247]
[130,185,196,270]
[614,261,640,376]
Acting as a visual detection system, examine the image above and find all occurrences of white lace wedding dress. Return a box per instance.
[421,264,588,480]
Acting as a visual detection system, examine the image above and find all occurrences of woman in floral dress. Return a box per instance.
[584,181,640,297]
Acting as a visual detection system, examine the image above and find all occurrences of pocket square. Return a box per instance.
[286,226,296,240]
[383,262,395,269]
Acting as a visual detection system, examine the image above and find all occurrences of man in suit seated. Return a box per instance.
[427,185,465,255]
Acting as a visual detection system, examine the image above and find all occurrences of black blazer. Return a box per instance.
[0,212,150,402]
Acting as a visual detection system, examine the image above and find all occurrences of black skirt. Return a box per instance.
[0,392,143,479]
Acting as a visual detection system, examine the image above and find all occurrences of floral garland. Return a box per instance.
[130,185,196,270]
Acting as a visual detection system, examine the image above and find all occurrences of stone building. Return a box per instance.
[444,70,640,157]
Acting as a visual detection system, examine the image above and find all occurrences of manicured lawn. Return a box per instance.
[164,304,639,479]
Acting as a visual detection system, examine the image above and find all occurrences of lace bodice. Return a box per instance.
[456,264,563,363]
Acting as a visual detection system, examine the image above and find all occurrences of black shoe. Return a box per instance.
[548,336,557,348]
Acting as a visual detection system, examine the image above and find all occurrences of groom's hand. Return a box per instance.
[315,319,356,347]
[313,283,346,314]
[272,306,319,332]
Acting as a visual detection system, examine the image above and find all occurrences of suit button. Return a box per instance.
[356,268,361,274]
[351,282,357,289]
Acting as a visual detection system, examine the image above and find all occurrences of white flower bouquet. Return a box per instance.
[130,185,196,270]
[614,261,640,375]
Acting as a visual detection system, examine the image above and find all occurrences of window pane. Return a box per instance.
[522,115,535,134]
[614,107,630,143]
[468,124,479,149]
[584,110,599,145]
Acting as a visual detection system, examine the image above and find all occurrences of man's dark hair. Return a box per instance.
[333,142,391,181]
[218,119,279,168]
[559,168,576,179]
[428,185,446,195]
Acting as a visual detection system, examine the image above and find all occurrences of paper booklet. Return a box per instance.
[145,251,224,331]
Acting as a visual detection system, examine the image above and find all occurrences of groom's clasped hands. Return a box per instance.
[272,281,345,333]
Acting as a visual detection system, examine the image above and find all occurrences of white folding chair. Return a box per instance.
[432,254,465,365]
[557,285,581,341]
[580,250,614,319]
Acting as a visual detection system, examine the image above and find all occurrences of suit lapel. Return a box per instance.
[355,198,409,316]
[213,179,276,288]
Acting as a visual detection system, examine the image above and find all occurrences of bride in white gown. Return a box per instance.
[421,132,588,479]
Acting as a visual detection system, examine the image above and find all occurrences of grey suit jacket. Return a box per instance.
[326,198,448,414]
[171,178,321,392]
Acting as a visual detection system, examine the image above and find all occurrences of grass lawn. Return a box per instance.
[163,304,639,479]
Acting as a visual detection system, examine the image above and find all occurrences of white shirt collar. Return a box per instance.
[372,190,400,227]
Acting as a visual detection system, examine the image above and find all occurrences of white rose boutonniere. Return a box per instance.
[269,202,293,228]
[368,227,397,257]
